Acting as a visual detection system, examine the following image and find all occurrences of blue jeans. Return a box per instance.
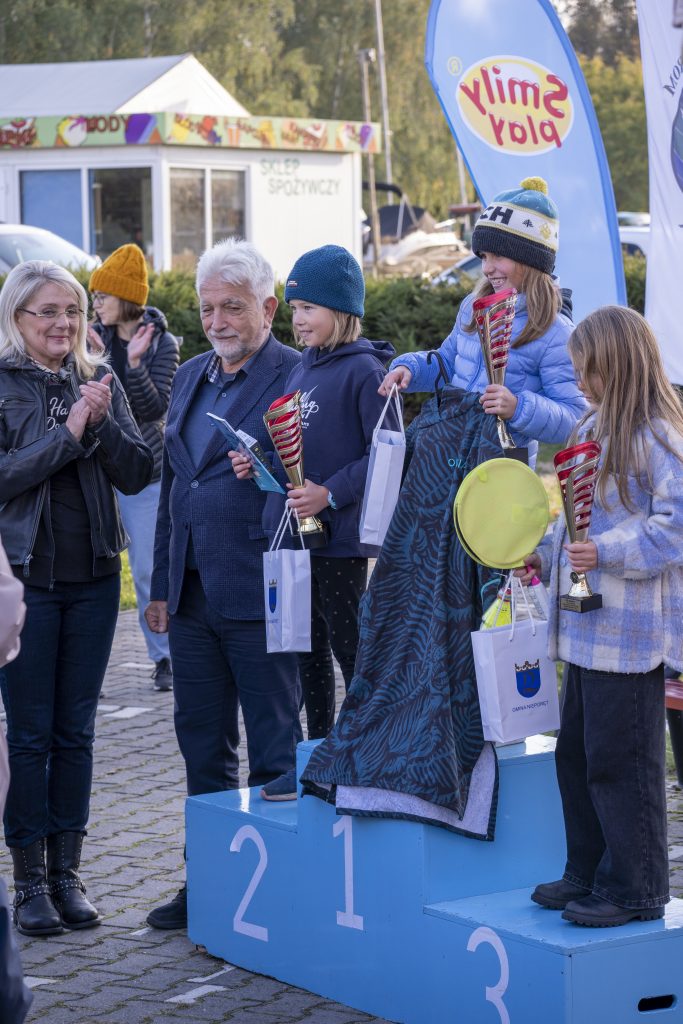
[116,482,170,664]
[169,571,302,794]
[0,575,120,847]
[557,662,669,909]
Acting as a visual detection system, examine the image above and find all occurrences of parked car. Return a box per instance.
[429,252,482,288]
[617,211,650,228]
[618,224,649,259]
[0,224,99,274]
[431,221,649,289]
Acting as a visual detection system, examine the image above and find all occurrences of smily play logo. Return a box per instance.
[456,55,574,155]
[515,659,541,699]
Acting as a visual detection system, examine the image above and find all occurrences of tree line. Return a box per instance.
[2,0,646,214]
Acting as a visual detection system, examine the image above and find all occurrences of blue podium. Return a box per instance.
[186,737,683,1023]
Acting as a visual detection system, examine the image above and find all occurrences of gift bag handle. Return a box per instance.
[490,570,537,640]
[374,383,405,442]
[426,350,450,406]
[269,505,306,552]
[509,573,536,640]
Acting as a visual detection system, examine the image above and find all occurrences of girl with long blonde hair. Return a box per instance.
[523,304,683,928]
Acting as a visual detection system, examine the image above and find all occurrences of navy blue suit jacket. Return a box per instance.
[151,334,301,619]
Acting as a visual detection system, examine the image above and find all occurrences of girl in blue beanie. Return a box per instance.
[380,177,585,463]
[231,244,401,800]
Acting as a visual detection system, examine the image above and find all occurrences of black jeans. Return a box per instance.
[297,556,368,740]
[169,571,302,794]
[0,575,120,847]
[557,662,669,909]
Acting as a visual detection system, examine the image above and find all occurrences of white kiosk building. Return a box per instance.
[0,55,377,279]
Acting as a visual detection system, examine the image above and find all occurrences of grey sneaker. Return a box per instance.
[152,658,173,692]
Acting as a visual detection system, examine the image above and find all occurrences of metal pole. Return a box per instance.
[456,144,468,206]
[373,0,393,195]
[358,48,381,279]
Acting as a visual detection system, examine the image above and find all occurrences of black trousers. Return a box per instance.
[557,662,669,909]
[170,571,302,794]
[297,556,368,740]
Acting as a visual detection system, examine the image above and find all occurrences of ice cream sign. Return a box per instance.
[456,55,574,154]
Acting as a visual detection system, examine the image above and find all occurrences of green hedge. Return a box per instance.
[143,259,649,368]
[0,258,647,376]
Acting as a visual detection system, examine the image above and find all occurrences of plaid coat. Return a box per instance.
[539,422,683,674]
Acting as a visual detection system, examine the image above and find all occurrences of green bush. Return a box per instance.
[623,254,646,313]
[0,258,648,368]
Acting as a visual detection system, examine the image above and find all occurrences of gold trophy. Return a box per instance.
[554,441,603,612]
[472,288,524,459]
[264,390,327,548]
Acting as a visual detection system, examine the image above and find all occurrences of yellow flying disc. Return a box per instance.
[453,458,549,569]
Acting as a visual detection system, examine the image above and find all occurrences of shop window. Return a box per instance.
[20,170,83,249]
[89,167,153,261]
[211,170,245,245]
[170,168,205,271]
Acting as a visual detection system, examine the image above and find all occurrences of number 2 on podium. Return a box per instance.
[333,816,364,931]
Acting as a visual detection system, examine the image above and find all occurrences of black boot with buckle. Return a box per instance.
[47,832,101,930]
[10,840,63,936]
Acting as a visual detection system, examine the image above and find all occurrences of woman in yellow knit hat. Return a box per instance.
[89,245,179,691]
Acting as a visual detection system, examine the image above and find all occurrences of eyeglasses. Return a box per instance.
[18,306,83,322]
[91,293,109,305]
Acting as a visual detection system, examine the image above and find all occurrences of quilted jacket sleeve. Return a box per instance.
[508,318,586,444]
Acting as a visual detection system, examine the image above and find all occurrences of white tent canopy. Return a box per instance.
[0,53,250,118]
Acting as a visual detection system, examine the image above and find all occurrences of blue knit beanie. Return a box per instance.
[471,176,559,274]
[284,245,365,317]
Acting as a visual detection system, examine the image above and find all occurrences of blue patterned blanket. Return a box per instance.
[301,387,503,840]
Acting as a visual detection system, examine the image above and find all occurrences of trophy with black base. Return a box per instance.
[264,390,327,549]
[554,441,603,612]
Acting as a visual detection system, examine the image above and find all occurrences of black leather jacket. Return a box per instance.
[0,355,153,578]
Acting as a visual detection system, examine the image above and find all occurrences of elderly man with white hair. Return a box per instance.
[145,239,303,930]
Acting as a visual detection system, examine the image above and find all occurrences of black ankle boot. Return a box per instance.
[10,840,63,936]
[47,832,100,930]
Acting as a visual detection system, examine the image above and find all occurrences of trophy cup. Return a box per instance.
[554,441,603,612]
[472,288,528,462]
[264,391,327,548]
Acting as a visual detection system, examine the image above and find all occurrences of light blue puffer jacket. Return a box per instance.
[390,293,586,461]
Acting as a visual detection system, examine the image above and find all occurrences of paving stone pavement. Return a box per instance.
[0,610,389,1024]
[2,610,683,1024]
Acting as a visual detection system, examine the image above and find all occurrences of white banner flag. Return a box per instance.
[637,0,683,383]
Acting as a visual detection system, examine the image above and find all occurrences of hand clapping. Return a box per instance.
[78,372,113,427]
[127,323,155,368]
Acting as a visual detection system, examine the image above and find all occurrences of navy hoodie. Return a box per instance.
[263,337,400,558]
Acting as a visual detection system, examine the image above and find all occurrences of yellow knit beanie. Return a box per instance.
[89,244,149,305]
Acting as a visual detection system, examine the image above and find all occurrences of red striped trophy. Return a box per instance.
[472,287,525,460]
[264,390,327,548]
[554,441,603,612]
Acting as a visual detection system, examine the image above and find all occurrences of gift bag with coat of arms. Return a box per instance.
[471,574,559,744]
[263,507,311,653]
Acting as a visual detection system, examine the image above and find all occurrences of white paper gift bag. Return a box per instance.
[263,508,311,653]
[471,576,559,744]
[359,384,406,546]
